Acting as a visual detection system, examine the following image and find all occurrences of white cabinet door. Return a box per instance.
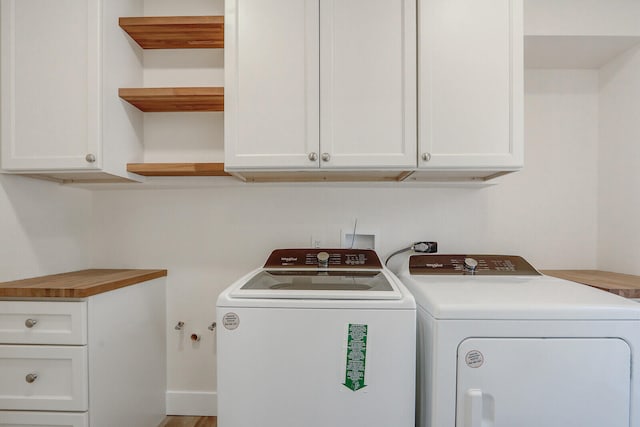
[418,0,523,170]
[225,0,320,170]
[456,338,631,427]
[225,0,416,172]
[1,0,101,171]
[320,0,416,169]
[0,0,144,182]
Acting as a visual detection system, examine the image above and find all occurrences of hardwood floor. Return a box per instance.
[159,416,217,427]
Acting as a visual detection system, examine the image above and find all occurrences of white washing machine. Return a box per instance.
[216,249,416,427]
[391,253,640,427]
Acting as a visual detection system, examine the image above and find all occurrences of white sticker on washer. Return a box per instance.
[465,350,484,368]
[222,312,240,330]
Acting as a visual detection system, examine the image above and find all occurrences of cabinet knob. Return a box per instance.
[85,153,96,163]
[25,318,38,328]
[25,373,38,384]
[421,152,432,162]
[308,152,318,162]
[321,153,331,162]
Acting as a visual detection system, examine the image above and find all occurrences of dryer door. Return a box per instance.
[456,338,631,427]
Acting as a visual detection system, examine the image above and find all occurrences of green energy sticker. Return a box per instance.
[343,324,368,392]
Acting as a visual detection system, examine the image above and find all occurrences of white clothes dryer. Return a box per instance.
[391,253,640,427]
[217,249,416,427]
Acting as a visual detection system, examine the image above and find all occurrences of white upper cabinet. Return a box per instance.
[416,0,523,177]
[224,0,320,170]
[0,0,144,183]
[319,0,416,169]
[225,0,417,172]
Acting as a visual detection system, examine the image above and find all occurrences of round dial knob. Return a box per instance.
[464,257,479,272]
[317,251,330,267]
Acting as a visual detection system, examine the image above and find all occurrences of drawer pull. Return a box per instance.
[25,373,38,383]
[25,318,38,328]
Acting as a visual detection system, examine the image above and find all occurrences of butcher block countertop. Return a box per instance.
[0,269,167,298]
[542,270,640,299]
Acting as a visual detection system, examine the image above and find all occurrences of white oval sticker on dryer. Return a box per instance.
[465,350,484,368]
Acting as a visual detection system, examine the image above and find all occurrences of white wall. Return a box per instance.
[142,0,224,164]
[0,175,91,281]
[598,46,640,275]
[89,69,600,415]
[523,0,640,70]
[524,0,640,36]
[490,70,599,263]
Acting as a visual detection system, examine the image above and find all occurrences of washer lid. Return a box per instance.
[230,269,402,300]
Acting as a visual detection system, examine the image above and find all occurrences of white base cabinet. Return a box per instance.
[0,278,166,427]
[0,0,144,183]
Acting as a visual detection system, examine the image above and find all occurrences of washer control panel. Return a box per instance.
[409,254,540,275]
[265,249,383,269]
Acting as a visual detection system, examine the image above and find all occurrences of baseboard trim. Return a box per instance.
[166,391,217,416]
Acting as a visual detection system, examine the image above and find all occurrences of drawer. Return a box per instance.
[0,301,87,345]
[0,411,88,427]
[0,345,88,411]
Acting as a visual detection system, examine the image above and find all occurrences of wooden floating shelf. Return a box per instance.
[127,163,230,177]
[119,16,224,49]
[119,87,224,112]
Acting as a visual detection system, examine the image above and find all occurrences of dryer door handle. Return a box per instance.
[464,389,495,427]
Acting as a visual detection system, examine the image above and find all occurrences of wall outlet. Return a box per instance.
[310,236,322,248]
